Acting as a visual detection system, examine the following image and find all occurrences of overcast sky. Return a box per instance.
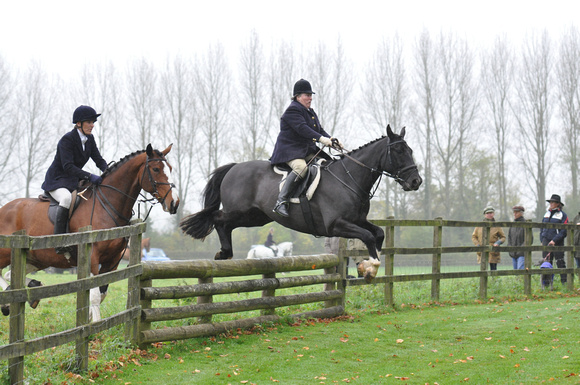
[2,0,579,78]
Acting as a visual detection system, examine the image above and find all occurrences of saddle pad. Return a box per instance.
[273,158,325,203]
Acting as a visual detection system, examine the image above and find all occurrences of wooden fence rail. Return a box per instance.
[341,218,580,306]
[0,220,146,385]
[1,217,579,384]
[137,254,345,347]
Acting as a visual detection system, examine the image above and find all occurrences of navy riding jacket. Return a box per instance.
[270,100,331,164]
[41,129,107,192]
[540,208,568,245]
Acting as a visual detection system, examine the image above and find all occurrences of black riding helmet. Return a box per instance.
[293,79,315,96]
[72,105,101,124]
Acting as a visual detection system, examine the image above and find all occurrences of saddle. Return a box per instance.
[38,188,86,225]
[273,158,325,203]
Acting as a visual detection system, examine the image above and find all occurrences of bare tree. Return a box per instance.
[195,43,232,178]
[412,29,438,219]
[160,55,198,224]
[126,57,159,150]
[437,32,479,217]
[513,31,553,220]
[557,26,580,212]
[308,38,354,140]
[362,34,409,218]
[73,62,124,159]
[16,61,59,198]
[0,54,17,201]
[237,30,270,161]
[266,40,296,148]
[481,36,514,220]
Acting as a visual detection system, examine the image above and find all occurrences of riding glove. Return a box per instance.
[89,174,103,185]
[319,136,333,146]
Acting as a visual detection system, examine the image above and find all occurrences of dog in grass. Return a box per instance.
[540,261,554,291]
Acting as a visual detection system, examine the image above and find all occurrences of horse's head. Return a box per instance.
[141,144,180,214]
[384,125,422,191]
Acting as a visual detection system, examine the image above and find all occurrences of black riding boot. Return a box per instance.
[273,173,302,217]
[54,206,72,254]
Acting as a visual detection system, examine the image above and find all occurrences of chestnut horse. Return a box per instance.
[0,144,179,321]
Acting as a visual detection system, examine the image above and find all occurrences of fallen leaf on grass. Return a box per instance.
[396,339,404,344]
[562,356,570,359]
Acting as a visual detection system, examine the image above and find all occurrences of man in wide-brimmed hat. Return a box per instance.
[540,194,568,284]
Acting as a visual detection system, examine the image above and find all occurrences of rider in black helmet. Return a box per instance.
[41,105,108,254]
[270,79,342,217]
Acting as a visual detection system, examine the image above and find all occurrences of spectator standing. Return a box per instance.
[540,194,568,284]
[507,205,531,270]
[472,206,506,270]
[574,211,580,268]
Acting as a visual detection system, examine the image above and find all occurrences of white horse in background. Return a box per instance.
[247,241,293,259]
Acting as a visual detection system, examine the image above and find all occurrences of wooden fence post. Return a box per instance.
[566,231,574,291]
[8,229,27,385]
[126,219,143,344]
[384,216,395,307]
[75,225,92,373]
[431,218,443,302]
[138,277,152,350]
[261,273,276,316]
[479,225,490,300]
[197,277,213,324]
[337,238,347,309]
[524,221,533,296]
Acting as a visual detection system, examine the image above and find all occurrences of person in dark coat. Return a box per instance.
[41,105,107,254]
[573,211,580,268]
[270,79,342,217]
[540,194,568,284]
[507,205,531,270]
[264,228,276,248]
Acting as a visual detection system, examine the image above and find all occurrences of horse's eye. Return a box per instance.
[153,168,160,172]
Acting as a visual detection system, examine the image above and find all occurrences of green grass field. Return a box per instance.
[1,269,579,384]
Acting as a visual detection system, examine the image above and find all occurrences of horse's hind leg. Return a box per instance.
[214,223,234,260]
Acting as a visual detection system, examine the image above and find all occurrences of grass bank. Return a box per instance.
[1,271,579,384]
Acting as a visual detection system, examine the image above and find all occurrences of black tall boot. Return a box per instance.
[54,206,72,254]
[273,173,302,217]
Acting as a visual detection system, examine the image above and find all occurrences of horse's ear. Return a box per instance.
[400,126,406,138]
[146,144,153,157]
[386,124,394,138]
[162,143,173,156]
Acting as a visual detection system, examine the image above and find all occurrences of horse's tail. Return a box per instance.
[180,163,236,239]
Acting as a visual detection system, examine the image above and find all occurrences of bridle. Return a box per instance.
[323,138,418,201]
[140,155,176,208]
[87,154,176,226]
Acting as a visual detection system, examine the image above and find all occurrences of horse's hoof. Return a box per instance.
[1,305,9,316]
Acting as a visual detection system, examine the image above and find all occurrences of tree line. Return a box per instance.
[1,26,579,234]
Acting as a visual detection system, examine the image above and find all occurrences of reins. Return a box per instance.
[322,139,418,201]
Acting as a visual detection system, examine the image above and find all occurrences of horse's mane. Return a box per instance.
[101,148,164,178]
[335,135,388,159]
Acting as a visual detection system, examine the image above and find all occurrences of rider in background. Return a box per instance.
[41,105,108,254]
[270,79,342,217]
[264,228,277,254]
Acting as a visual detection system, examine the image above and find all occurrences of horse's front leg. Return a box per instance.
[331,220,382,283]
[1,264,42,316]
[89,257,102,322]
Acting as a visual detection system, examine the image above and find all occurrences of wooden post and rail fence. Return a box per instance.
[0,217,578,384]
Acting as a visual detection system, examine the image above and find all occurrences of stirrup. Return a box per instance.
[273,201,289,217]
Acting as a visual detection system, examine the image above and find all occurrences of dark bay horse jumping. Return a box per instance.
[0,144,179,320]
[180,125,421,282]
